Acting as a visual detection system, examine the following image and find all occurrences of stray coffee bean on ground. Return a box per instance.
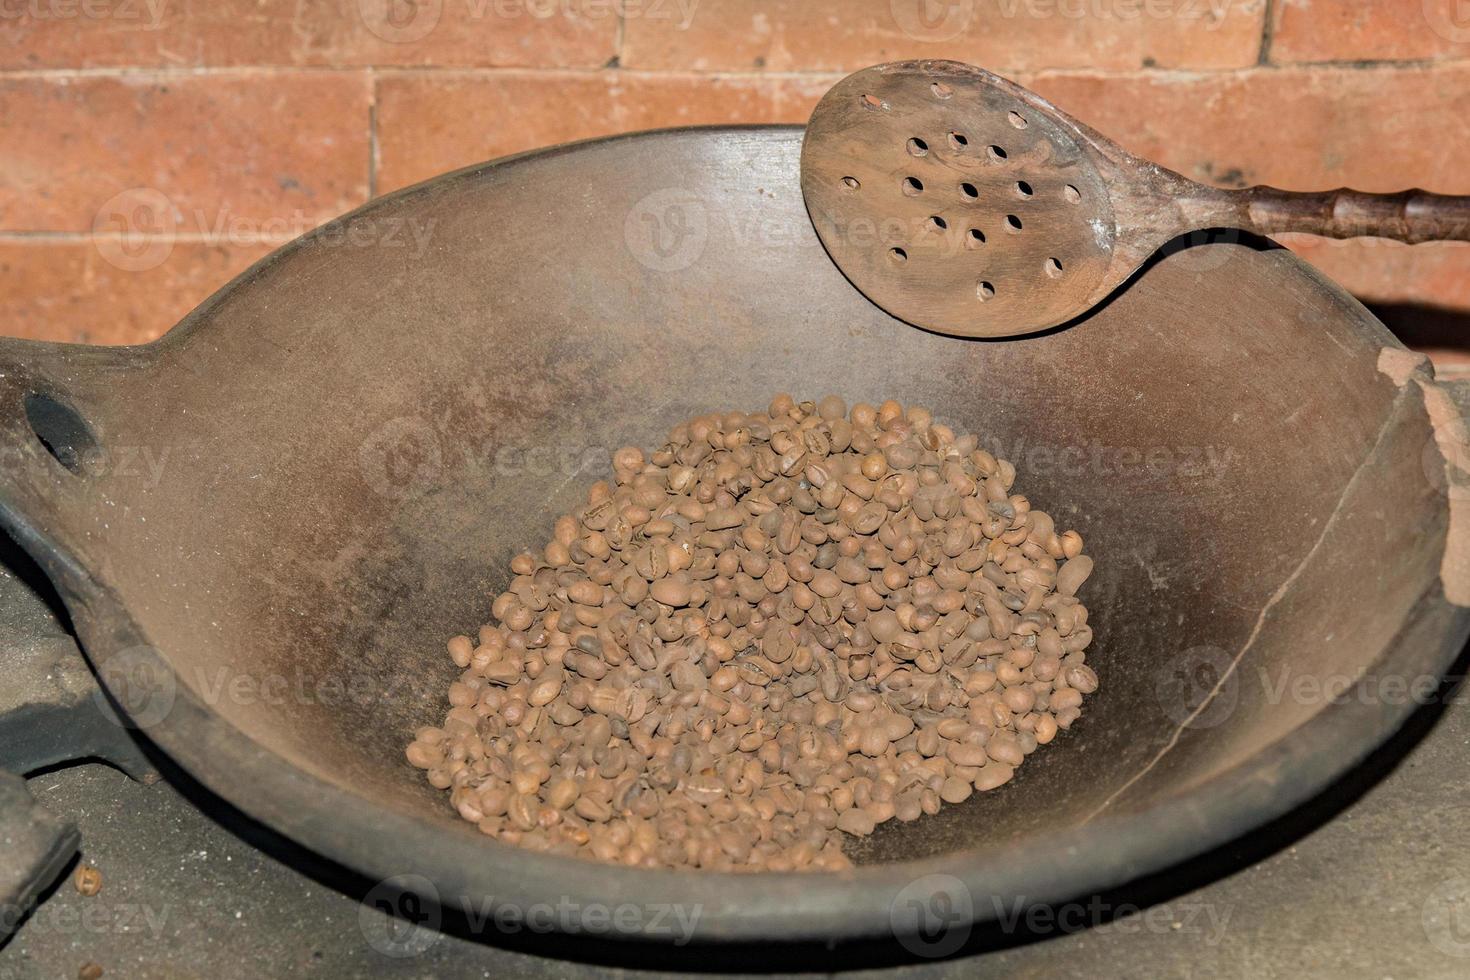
[407,395,1097,871]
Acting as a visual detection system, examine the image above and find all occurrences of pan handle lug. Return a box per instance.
[0,340,154,592]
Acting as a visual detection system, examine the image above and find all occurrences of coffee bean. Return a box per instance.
[973,763,1015,791]
[810,569,842,598]
[1065,664,1099,694]
[651,577,693,607]
[816,395,847,421]
[1052,687,1084,712]
[529,671,563,707]
[671,661,707,692]
[706,507,743,531]
[858,725,890,758]
[507,793,538,831]
[836,808,875,836]
[406,741,444,769]
[545,777,581,810]
[575,795,612,822]
[1056,555,1093,597]
[74,864,103,897]
[568,580,604,605]
[947,742,989,768]
[986,734,1025,767]
[1002,686,1036,714]
[939,777,973,804]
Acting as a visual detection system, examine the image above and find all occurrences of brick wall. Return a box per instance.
[1,0,1467,346]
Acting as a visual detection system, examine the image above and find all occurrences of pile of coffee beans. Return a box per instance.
[407,395,1097,871]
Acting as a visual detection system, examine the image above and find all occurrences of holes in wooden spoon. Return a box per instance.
[841,176,860,191]
[987,145,1008,162]
[902,177,924,197]
[907,137,928,157]
[1016,180,1033,198]
[1006,214,1023,232]
[966,228,986,248]
[928,215,948,232]
[888,247,908,265]
[948,131,968,149]
[960,182,979,201]
[861,93,887,111]
[1008,111,1027,129]
[976,281,995,301]
[931,81,953,99]
[1045,257,1063,278]
[1064,184,1082,203]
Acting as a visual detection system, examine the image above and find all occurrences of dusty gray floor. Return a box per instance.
[2,666,1468,979]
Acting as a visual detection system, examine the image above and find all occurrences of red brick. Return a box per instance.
[1023,64,1470,191]
[0,73,371,233]
[374,69,833,191]
[0,239,272,345]
[622,0,1267,72]
[0,0,616,69]
[1270,0,1470,64]
[1282,238,1470,374]
[1284,238,1470,309]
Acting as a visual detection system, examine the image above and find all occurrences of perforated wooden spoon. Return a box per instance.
[801,60,1470,338]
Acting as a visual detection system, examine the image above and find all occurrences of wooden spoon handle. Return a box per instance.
[1235,187,1470,244]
